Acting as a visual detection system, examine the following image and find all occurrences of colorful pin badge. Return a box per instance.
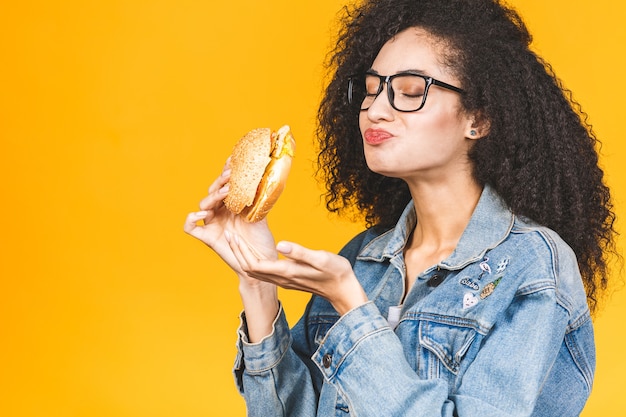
[480,277,502,299]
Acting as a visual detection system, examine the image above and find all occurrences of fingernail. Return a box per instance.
[219,184,229,194]
[276,241,292,254]
[221,168,231,177]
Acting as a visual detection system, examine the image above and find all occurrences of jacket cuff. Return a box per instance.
[312,301,392,380]
[235,303,291,373]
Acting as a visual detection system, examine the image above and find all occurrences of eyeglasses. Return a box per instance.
[347,70,465,112]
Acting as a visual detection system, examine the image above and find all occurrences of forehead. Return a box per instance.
[371,28,450,78]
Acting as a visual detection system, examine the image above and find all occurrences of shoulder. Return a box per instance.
[507,216,588,318]
[510,215,578,278]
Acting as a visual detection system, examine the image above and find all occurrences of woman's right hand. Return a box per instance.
[183,160,279,279]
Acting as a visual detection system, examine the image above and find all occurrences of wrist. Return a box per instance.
[238,277,279,343]
[238,273,277,296]
[331,279,368,316]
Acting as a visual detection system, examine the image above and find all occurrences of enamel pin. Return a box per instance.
[480,277,502,299]
[463,293,479,309]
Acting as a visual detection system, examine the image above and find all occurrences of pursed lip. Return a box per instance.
[363,128,393,145]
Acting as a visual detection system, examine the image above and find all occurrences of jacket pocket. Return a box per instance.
[417,319,477,379]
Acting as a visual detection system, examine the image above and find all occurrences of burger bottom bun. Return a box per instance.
[241,149,293,222]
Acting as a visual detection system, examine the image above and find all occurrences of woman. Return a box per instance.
[184,0,618,415]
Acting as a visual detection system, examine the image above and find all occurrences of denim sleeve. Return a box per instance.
[312,292,569,417]
[231,231,372,416]
[233,304,319,417]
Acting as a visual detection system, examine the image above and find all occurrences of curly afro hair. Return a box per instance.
[316,0,618,313]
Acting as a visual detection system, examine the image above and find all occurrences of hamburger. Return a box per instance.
[224,125,295,222]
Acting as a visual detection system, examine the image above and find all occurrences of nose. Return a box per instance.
[364,82,395,121]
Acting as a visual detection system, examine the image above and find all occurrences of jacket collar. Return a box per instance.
[358,185,515,270]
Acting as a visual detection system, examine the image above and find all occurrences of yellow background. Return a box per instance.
[1,1,624,416]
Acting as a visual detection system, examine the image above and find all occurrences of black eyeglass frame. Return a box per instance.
[347,70,465,113]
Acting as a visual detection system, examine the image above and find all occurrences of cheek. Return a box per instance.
[419,109,468,145]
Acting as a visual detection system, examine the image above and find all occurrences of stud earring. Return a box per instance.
[470,129,477,136]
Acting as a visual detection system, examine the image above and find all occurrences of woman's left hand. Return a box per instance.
[228,234,368,315]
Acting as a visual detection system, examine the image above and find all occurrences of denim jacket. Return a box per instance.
[234,185,595,416]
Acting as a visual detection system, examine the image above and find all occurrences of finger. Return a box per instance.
[238,233,272,260]
[202,163,231,204]
[183,211,209,236]
[231,232,283,277]
[276,241,329,268]
[235,251,317,293]
[200,182,229,211]
[228,232,253,272]
[208,167,231,193]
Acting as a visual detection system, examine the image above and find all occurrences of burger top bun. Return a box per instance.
[224,128,273,215]
[224,125,295,222]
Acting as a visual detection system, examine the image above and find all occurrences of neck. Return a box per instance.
[408,177,482,248]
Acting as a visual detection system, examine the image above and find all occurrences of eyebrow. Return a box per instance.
[367,68,431,77]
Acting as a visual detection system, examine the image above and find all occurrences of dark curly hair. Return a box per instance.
[316,0,618,313]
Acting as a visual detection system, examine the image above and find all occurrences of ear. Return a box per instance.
[465,112,491,140]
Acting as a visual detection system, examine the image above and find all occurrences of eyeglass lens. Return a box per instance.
[360,74,427,112]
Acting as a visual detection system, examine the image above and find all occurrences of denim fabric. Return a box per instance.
[234,185,595,416]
